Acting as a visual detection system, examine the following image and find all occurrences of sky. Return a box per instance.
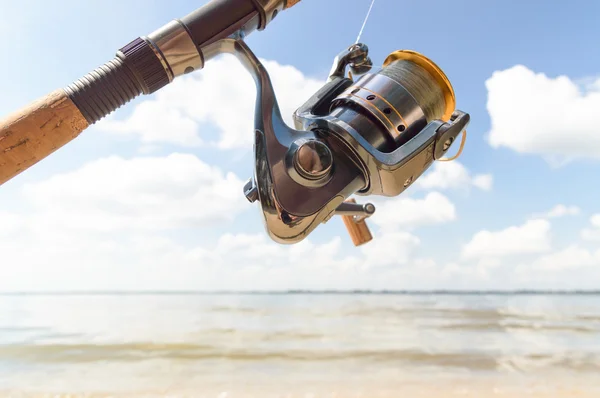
[1,0,600,291]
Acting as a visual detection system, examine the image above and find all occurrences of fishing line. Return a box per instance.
[355,0,376,44]
[438,130,467,162]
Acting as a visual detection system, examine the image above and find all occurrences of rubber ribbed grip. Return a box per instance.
[65,37,170,125]
[65,57,144,124]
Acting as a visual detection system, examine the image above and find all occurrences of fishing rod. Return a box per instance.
[0,0,470,246]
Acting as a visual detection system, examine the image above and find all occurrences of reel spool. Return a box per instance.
[331,50,455,153]
[317,48,466,199]
[236,41,470,246]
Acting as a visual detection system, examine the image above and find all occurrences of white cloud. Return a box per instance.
[100,55,324,150]
[531,204,581,220]
[471,174,493,191]
[2,148,595,291]
[102,101,202,147]
[360,231,420,268]
[185,233,356,271]
[440,261,492,282]
[581,214,600,241]
[0,211,23,237]
[486,65,600,162]
[529,245,600,271]
[444,243,600,290]
[20,153,246,232]
[545,204,580,218]
[581,229,600,241]
[415,161,493,192]
[370,191,456,230]
[476,257,502,270]
[0,221,426,291]
[0,151,437,291]
[3,170,598,290]
[462,219,552,260]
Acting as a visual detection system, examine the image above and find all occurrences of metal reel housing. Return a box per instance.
[294,47,469,198]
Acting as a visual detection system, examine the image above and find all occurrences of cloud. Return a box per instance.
[0,148,595,292]
[529,245,600,271]
[186,233,360,272]
[2,171,597,291]
[0,222,427,292]
[512,247,600,290]
[471,174,493,191]
[486,65,600,162]
[531,204,581,220]
[545,204,580,218]
[20,153,246,232]
[360,231,420,268]
[461,219,552,260]
[102,101,202,147]
[0,151,436,291]
[441,260,496,282]
[0,211,23,237]
[445,244,600,290]
[415,161,493,192]
[100,55,324,150]
[370,191,456,230]
[581,214,600,241]
[0,214,453,291]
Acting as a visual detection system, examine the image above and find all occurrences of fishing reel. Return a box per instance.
[233,40,470,246]
[0,0,467,247]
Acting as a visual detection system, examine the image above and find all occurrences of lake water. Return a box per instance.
[0,293,599,397]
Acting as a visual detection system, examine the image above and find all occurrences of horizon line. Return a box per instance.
[1,289,599,295]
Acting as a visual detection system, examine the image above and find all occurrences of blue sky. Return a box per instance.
[1,0,599,291]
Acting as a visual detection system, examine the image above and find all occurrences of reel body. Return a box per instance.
[228,40,469,246]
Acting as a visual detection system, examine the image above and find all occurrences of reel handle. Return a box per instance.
[340,199,374,246]
[285,0,302,7]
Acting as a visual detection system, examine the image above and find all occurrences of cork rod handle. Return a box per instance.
[0,90,89,185]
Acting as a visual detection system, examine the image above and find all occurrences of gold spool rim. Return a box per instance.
[383,50,456,122]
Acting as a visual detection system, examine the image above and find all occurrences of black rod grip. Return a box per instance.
[65,38,170,125]
[179,0,258,48]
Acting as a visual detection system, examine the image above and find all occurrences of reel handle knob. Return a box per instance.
[339,198,373,246]
[285,0,302,8]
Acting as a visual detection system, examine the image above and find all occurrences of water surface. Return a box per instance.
[0,293,599,397]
